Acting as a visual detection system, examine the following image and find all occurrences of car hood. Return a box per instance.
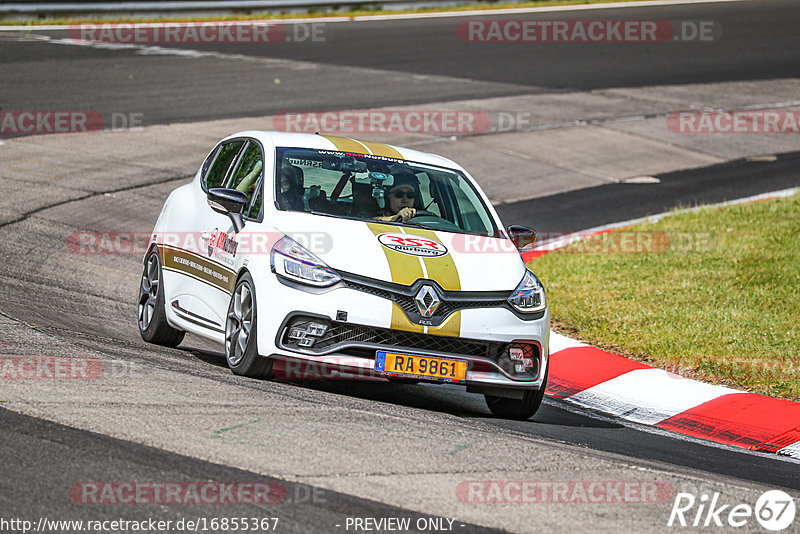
[272,212,526,292]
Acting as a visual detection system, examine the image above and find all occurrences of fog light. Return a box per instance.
[297,337,315,348]
[509,347,524,360]
[523,358,535,368]
[306,322,328,337]
[289,328,307,340]
[514,364,526,373]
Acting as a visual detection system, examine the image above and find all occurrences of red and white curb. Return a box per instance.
[545,333,800,458]
[530,187,800,458]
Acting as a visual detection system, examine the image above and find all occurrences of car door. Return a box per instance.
[195,139,267,328]
[162,138,246,334]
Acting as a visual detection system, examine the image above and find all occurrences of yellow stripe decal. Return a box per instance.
[391,303,424,334]
[321,135,369,153]
[366,223,461,337]
[429,311,461,338]
[358,140,404,160]
[161,246,236,294]
[321,135,404,160]
[366,222,424,286]
[410,229,461,292]
[410,229,461,336]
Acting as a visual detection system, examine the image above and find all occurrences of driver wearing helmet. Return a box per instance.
[374,171,419,222]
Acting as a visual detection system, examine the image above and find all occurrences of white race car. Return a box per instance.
[138,131,549,419]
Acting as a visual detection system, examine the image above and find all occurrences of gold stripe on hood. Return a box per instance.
[366,222,424,286]
[366,223,461,337]
[321,135,404,160]
[358,140,404,159]
[428,311,461,338]
[320,135,368,153]
[407,228,461,292]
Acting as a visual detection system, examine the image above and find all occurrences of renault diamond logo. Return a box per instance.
[415,285,440,318]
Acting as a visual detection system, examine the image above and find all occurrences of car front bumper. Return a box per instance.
[255,273,550,394]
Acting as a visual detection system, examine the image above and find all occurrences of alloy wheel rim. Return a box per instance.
[226,282,252,366]
[138,254,159,331]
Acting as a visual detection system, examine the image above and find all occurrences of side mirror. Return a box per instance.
[507,225,537,251]
[208,188,247,233]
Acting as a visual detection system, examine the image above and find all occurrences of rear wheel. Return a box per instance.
[484,367,548,420]
[138,250,185,347]
[225,272,273,378]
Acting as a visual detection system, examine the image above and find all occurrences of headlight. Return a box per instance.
[271,236,341,287]
[507,269,546,313]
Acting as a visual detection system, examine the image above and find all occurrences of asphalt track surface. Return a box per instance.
[496,151,800,231]
[2,0,800,531]
[0,0,797,126]
[0,408,498,533]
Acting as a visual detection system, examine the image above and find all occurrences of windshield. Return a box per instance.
[274,147,501,237]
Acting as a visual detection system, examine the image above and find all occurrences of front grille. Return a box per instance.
[285,319,508,361]
[341,279,507,319]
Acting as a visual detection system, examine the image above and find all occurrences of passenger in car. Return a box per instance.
[277,165,304,211]
[374,172,420,222]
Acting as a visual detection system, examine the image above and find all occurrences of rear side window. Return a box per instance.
[204,140,245,190]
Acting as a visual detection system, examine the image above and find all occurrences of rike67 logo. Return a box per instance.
[668,490,796,531]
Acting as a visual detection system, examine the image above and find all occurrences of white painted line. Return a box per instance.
[0,0,749,31]
[549,331,588,354]
[0,17,350,31]
[622,176,660,184]
[351,0,746,21]
[566,368,739,425]
[745,155,777,162]
[778,442,800,459]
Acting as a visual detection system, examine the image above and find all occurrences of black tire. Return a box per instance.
[484,366,548,420]
[138,250,185,347]
[225,272,273,378]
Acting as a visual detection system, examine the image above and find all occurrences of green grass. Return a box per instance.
[529,192,800,401]
[0,0,651,26]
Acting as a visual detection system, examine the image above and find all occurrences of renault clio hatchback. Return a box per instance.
[138,131,549,419]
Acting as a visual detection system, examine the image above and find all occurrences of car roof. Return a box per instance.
[222,130,463,172]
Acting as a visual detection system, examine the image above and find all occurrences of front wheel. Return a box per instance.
[225,272,273,378]
[138,250,185,347]
[484,367,548,420]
